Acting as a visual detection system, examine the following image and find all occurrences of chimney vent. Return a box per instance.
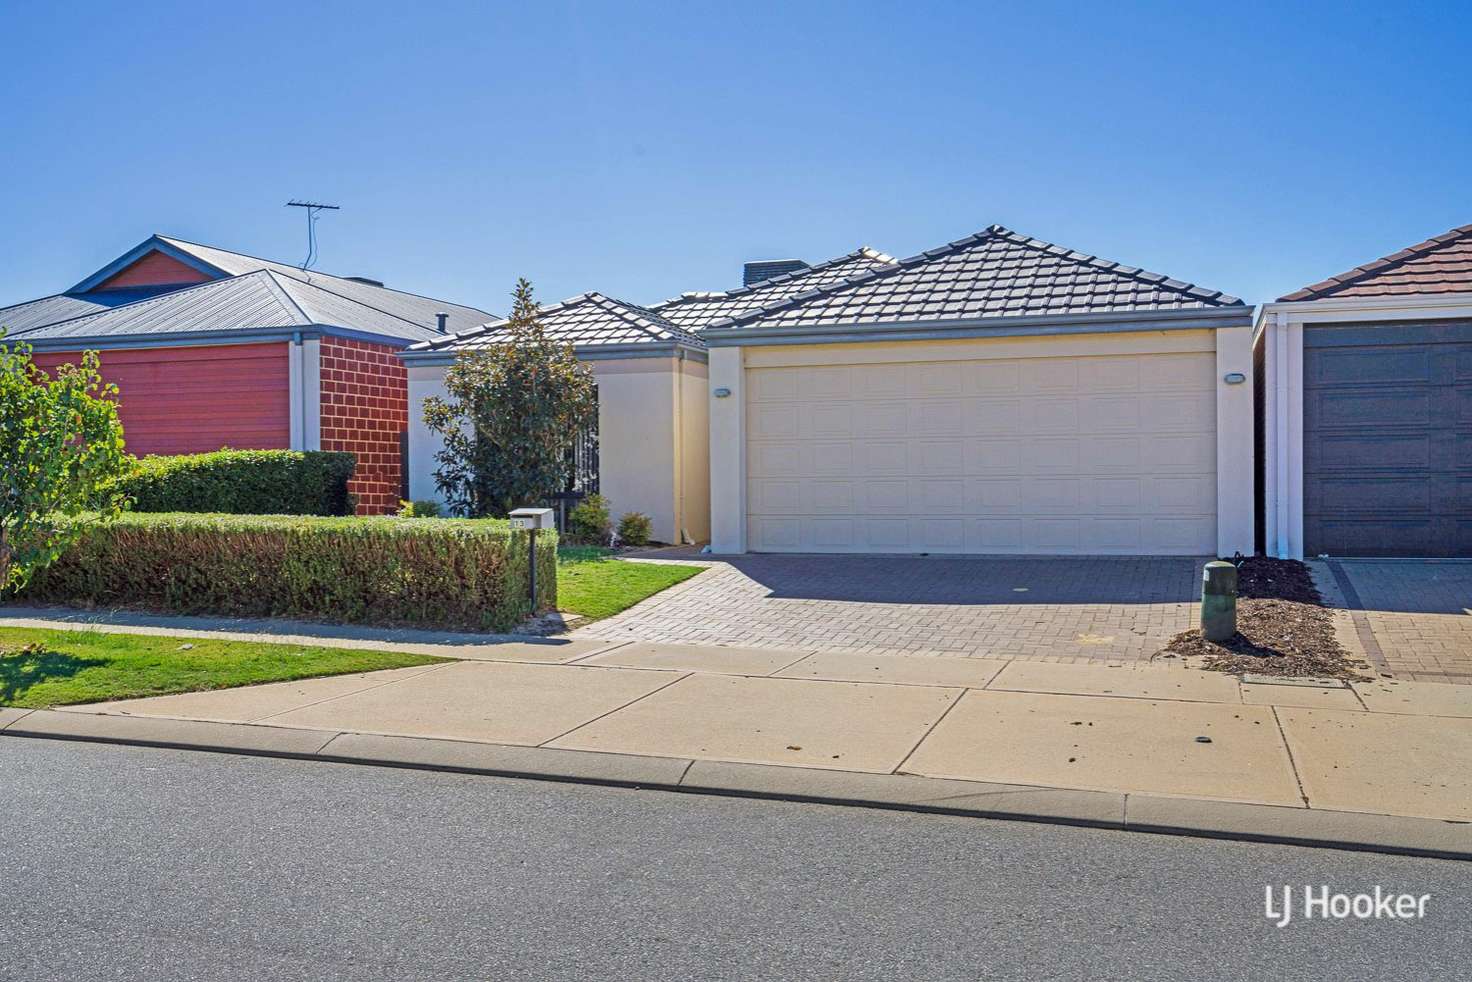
[743,259,809,287]
[435,312,449,333]
[344,275,385,287]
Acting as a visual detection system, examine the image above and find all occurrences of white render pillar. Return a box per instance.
[1214,324,1254,557]
[707,345,747,553]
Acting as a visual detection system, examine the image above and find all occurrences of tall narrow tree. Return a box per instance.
[423,279,597,517]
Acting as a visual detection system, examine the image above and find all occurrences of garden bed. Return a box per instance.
[1158,557,1373,680]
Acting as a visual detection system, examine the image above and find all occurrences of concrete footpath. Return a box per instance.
[3,616,1470,859]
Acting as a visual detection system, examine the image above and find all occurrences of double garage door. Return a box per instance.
[745,347,1218,554]
[1303,321,1472,557]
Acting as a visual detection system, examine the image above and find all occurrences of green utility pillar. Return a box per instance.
[1201,561,1238,642]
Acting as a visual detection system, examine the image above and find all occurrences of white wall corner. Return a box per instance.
[1215,325,1254,557]
[707,346,747,554]
[406,365,451,506]
[302,338,322,451]
[1285,318,1305,559]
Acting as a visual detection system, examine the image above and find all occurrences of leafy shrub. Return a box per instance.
[567,493,611,545]
[107,450,356,516]
[21,512,557,631]
[399,499,443,518]
[616,512,652,547]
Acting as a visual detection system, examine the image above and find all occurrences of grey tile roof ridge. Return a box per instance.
[155,233,497,327]
[649,245,896,311]
[5,270,309,336]
[582,292,706,345]
[408,291,706,352]
[1277,221,1472,301]
[704,224,1245,330]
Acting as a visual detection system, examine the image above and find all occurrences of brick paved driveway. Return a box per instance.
[1317,560,1472,685]
[574,554,1206,663]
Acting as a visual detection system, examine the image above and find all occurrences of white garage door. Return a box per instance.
[745,350,1217,554]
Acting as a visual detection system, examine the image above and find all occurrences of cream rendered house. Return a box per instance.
[400,249,897,544]
[701,226,1257,556]
[401,292,709,545]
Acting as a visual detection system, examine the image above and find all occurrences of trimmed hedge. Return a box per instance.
[108,450,356,516]
[21,513,558,632]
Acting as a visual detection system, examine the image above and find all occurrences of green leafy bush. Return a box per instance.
[398,499,443,518]
[108,450,356,516]
[616,512,652,547]
[567,494,611,545]
[21,512,557,631]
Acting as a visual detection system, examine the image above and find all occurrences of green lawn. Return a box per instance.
[0,627,444,709]
[557,547,704,621]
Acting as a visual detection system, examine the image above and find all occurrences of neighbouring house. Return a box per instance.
[0,234,495,514]
[1256,221,1472,558]
[401,249,898,543]
[701,225,1255,556]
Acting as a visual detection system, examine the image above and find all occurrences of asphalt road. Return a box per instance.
[1,738,1468,982]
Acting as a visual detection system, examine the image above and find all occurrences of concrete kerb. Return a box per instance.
[4,709,1468,862]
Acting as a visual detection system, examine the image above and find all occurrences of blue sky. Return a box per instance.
[4,1,1470,317]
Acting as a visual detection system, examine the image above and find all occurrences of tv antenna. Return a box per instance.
[285,200,340,270]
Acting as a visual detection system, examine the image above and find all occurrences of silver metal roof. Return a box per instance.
[13,270,443,344]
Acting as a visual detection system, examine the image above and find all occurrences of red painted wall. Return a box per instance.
[318,337,408,515]
[94,251,214,290]
[31,344,291,456]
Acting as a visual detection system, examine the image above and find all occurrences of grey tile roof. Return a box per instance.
[13,270,444,344]
[410,292,706,353]
[654,248,897,330]
[1279,222,1472,301]
[706,226,1245,330]
[155,235,497,336]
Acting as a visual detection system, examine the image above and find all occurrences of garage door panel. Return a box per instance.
[1312,347,1429,385]
[1312,388,1431,427]
[1140,435,1214,471]
[1310,433,1431,470]
[915,399,967,436]
[746,350,1218,555]
[1302,322,1472,557]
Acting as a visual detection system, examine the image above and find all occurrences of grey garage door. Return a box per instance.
[1303,321,1472,557]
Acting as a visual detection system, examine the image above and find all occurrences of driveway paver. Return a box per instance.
[902,690,1303,806]
[549,674,960,773]
[574,554,1205,664]
[1316,560,1472,684]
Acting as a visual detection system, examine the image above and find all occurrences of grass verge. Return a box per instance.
[0,627,445,709]
[557,548,704,621]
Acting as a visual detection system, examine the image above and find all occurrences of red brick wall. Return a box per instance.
[94,251,214,290]
[318,337,408,515]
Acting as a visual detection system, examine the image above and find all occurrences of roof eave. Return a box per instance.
[399,338,708,366]
[12,323,424,352]
[700,305,1254,348]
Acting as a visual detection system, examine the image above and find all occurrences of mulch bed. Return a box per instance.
[1156,557,1373,681]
